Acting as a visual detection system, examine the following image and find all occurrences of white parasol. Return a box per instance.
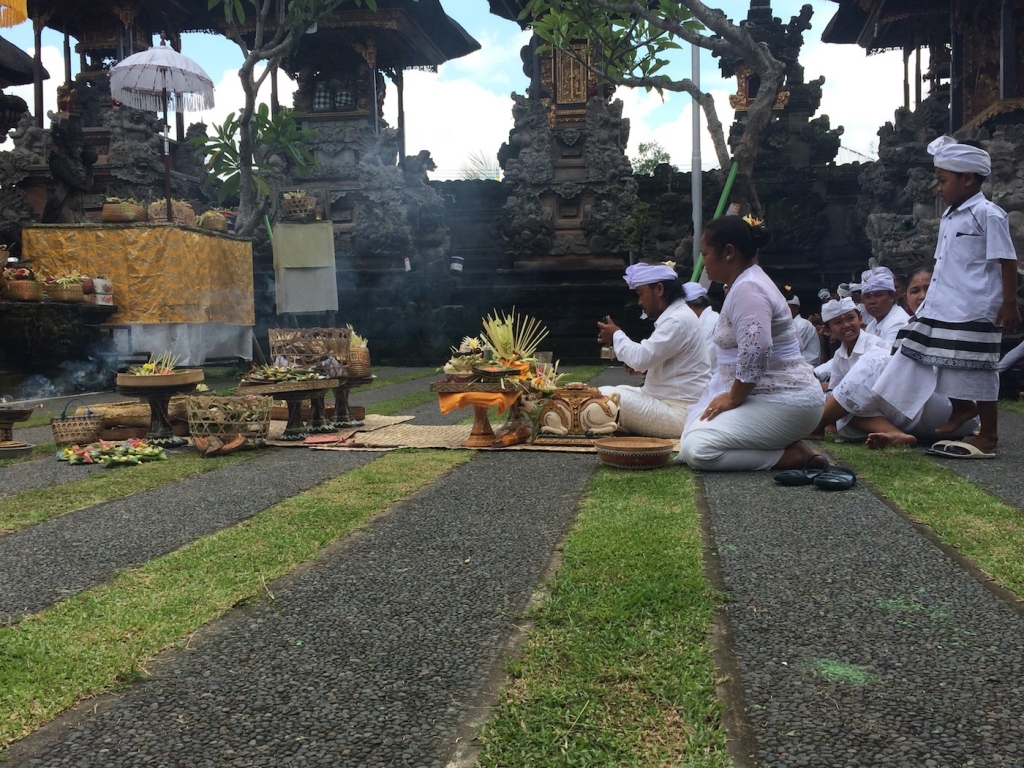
[110,40,215,222]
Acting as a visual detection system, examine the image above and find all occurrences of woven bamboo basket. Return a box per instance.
[101,202,147,223]
[268,327,352,368]
[347,346,371,378]
[281,195,316,218]
[51,399,104,446]
[148,200,197,226]
[2,280,43,301]
[186,395,273,444]
[198,212,229,232]
[45,283,85,302]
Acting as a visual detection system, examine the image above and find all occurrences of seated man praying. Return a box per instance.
[597,261,711,438]
[861,266,910,347]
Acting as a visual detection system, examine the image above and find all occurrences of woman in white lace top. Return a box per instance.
[677,217,825,471]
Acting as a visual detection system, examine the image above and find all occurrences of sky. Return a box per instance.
[1,0,912,179]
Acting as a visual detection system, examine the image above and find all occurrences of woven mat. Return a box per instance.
[265,414,413,447]
[309,424,652,453]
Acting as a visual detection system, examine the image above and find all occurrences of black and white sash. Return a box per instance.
[897,316,1002,370]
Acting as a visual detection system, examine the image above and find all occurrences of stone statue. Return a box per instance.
[105,105,164,186]
[42,114,96,224]
[10,112,46,164]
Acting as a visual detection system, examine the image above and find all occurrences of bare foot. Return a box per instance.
[806,432,825,442]
[956,435,998,454]
[935,402,979,435]
[772,440,823,471]
[866,431,917,449]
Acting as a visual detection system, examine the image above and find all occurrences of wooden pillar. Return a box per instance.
[950,28,963,131]
[396,70,406,167]
[903,47,910,110]
[530,35,542,99]
[1000,0,1017,99]
[33,20,43,128]
[63,32,72,86]
[915,46,922,108]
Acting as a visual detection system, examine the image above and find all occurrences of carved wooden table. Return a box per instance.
[430,381,524,448]
[115,370,205,447]
[236,379,339,440]
[331,375,374,428]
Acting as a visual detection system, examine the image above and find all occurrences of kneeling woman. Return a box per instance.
[677,217,824,471]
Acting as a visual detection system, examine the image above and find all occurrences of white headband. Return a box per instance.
[683,282,707,302]
[817,289,831,301]
[837,283,852,298]
[928,135,991,176]
[787,294,800,307]
[821,297,857,323]
[862,267,895,294]
[624,263,677,290]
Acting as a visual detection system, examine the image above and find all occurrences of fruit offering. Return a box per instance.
[57,439,168,467]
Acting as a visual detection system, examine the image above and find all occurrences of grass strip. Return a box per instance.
[0,452,252,535]
[0,442,57,468]
[11,412,51,430]
[476,467,729,768]
[0,449,472,752]
[351,369,436,392]
[365,390,438,416]
[998,399,1024,417]
[828,441,1024,598]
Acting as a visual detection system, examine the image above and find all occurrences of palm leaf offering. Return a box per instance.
[481,308,548,362]
[128,351,181,376]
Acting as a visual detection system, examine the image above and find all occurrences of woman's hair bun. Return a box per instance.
[749,222,771,250]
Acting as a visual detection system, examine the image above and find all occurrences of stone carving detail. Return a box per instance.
[9,112,46,164]
[42,114,97,224]
[499,93,554,188]
[104,105,164,186]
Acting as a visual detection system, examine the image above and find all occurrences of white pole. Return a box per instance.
[690,42,703,278]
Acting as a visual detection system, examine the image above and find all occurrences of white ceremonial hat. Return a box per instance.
[862,266,896,294]
[624,263,678,290]
[837,283,852,298]
[928,135,991,176]
[787,294,800,307]
[682,281,707,302]
[821,297,857,323]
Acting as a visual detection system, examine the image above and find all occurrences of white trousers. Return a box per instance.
[598,385,690,439]
[677,398,824,471]
[875,351,999,420]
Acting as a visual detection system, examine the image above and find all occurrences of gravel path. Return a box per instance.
[924,408,1024,510]
[0,454,108,499]
[701,472,1024,767]
[0,449,379,623]
[12,453,594,768]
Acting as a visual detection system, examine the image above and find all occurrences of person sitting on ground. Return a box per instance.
[683,281,719,372]
[812,266,979,448]
[597,262,711,439]
[808,297,888,437]
[675,216,824,471]
[872,136,1020,457]
[786,291,822,366]
[861,266,910,347]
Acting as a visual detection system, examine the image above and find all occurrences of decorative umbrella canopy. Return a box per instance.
[0,0,27,27]
[110,40,214,113]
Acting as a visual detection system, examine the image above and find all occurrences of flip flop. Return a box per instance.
[773,454,829,486]
[923,440,996,460]
[813,465,856,491]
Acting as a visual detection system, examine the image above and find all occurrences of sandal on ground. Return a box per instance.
[922,439,996,460]
[773,454,829,486]
[812,465,857,491]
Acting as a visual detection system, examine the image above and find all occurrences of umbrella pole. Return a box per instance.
[163,87,173,223]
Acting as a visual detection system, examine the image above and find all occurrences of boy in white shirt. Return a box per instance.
[873,136,1020,457]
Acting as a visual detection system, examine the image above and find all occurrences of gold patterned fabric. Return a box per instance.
[22,223,254,326]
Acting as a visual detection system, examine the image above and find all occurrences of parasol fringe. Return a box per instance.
[0,0,29,27]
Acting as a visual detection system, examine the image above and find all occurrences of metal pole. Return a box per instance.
[691,42,702,270]
[163,86,173,223]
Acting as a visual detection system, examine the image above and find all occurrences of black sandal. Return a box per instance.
[773,454,829,486]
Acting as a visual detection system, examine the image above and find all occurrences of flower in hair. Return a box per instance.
[743,214,765,227]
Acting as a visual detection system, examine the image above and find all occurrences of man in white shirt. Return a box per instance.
[597,262,712,438]
[683,281,719,372]
[861,267,911,347]
[787,293,821,366]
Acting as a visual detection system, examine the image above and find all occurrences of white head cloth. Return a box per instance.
[624,263,678,290]
[837,283,852,298]
[683,282,707,302]
[850,282,863,293]
[862,266,895,294]
[787,294,800,307]
[817,288,831,301]
[821,297,857,323]
[928,135,991,176]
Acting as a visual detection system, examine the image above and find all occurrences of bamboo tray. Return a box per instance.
[116,370,205,388]
[430,380,525,394]
[236,378,338,396]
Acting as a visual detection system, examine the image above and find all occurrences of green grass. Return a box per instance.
[828,441,1024,598]
[476,468,729,768]
[0,441,57,468]
[12,412,51,429]
[998,399,1024,416]
[0,449,472,752]
[560,365,607,384]
[365,390,438,416]
[351,369,435,392]
[0,452,253,535]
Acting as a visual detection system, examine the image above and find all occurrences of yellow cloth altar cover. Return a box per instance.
[22,223,254,326]
[437,391,521,415]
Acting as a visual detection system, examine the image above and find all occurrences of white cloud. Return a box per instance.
[190,66,298,132]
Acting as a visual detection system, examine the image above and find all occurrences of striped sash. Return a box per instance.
[898,316,1001,370]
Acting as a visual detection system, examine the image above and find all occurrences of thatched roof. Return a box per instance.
[0,33,47,88]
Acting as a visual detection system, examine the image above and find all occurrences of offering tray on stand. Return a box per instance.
[0,406,37,457]
[430,380,527,448]
[115,370,205,447]
[237,378,338,440]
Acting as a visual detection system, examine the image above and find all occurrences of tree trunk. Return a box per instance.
[728,62,783,215]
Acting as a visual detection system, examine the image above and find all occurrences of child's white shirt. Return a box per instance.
[919,191,1016,324]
